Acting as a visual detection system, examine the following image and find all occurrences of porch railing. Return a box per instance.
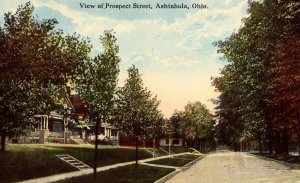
[48,132,64,138]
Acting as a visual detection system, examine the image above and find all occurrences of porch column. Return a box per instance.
[43,117,46,129]
[63,118,68,131]
[63,119,66,132]
[46,116,48,130]
[40,117,43,130]
[66,118,68,131]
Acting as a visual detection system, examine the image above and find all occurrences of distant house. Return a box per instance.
[88,123,119,145]
[12,86,119,145]
[159,136,184,147]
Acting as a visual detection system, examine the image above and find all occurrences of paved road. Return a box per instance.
[166,151,300,183]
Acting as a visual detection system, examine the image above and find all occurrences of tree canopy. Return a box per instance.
[115,65,162,165]
[0,2,91,151]
[170,102,215,150]
[212,0,300,154]
[75,30,120,176]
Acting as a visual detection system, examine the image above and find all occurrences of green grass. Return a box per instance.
[159,146,188,154]
[147,154,201,167]
[253,153,300,166]
[58,164,174,183]
[0,144,152,183]
[153,148,169,156]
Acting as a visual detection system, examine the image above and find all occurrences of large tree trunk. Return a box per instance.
[135,135,138,167]
[1,131,6,152]
[233,143,240,152]
[153,138,155,159]
[274,130,282,154]
[298,118,300,157]
[94,120,100,178]
[282,129,289,155]
[267,125,273,155]
[258,134,263,155]
[265,109,273,155]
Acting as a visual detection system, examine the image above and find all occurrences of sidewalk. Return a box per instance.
[20,152,190,183]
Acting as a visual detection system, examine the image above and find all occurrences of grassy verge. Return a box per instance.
[147,154,201,167]
[252,153,300,168]
[58,164,174,183]
[159,146,188,154]
[0,144,151,182]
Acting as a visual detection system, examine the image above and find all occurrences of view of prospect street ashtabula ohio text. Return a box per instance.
[0,0,299,183]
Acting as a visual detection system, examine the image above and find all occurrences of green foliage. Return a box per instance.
[170,102,215,148]
[169,110,185,137]
[0,2,91,143]
[161,118,175,137]
[115,65,163,140]
[212,0,300,152]
[182,102,215,140]
[76,30,120,124]
[0,2,91,85]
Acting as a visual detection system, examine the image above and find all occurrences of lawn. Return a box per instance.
[159,146,187,154]
[58,165,174,183]
[147,154,201,167]
[0,144,152,183]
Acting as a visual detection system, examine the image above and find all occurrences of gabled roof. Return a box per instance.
[69,95,87,117]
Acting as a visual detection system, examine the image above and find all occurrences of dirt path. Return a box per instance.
[165,151,300,183]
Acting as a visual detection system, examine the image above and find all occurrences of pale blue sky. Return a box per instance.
[0,0,248,117]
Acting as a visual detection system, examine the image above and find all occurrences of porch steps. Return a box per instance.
[188,148,202,154]
[159,148,175,155]
[55,154,91,170]
[69,138,85,144]
[111,139,119,146]
[144,148,159,157]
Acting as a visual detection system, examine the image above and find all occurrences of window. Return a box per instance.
[99,127,105,135]
[53,122,63,132]
[172,139,179,145]
[166,139,169,144]
[111,129,118,136]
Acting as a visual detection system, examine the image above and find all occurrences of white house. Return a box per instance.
[159,137,183,147]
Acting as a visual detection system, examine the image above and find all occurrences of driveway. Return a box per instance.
[165,151,300,183]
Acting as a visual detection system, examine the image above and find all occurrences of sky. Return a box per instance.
[0,0,249,118]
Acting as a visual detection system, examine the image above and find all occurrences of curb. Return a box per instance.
[154,152,213,183]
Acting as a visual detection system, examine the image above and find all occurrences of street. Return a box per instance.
[166,151,300,183]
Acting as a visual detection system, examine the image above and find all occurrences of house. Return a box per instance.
[13,86,120,145]
[159,136,184,147]
[88,123,119,145]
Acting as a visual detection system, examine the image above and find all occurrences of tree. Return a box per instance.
[76,30,120,177]
[212,0,300,154]
[184,102,215,150]
[0,81,57,151]
[170,110,185,137]
[267,34,300,155]
[115,65,162,167]
[161,118,175,138]
[0,2,91,151]
[161,118,175,155]
[170,102,215,150]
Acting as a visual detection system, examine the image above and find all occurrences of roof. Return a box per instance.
[160,135,183,139]
[69,95,87,117]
